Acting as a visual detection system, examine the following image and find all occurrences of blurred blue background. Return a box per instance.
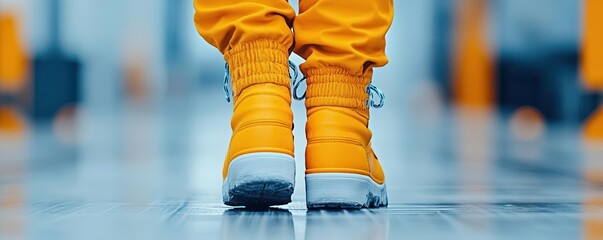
[0,0,599,123]
[1,0,603,239]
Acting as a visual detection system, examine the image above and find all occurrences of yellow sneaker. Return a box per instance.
[296,67,388,209]
[221,41,295,207]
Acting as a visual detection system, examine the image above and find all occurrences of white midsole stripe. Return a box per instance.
[305,172,386,189]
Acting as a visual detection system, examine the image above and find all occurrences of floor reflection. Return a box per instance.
[305,209,387,240]
[1,100,601,239]
[220,208,388,240]
[221,208,294,240]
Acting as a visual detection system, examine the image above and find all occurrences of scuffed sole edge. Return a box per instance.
[305,173,388,209]
[222,153,295,208]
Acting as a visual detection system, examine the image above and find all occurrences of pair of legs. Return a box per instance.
[194,0,394,208]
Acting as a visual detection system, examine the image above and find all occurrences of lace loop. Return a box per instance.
[366,83,385,108]
[289,61,299,83]
[289,61,306,100]
[289,62,306,100]
[292,76,307,100]
[223,63,232,102]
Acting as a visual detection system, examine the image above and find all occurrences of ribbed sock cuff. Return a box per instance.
[303,66,372,109]
[224,40,291,99]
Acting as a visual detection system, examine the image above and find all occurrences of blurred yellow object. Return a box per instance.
[509,106,545,142]
[584,197,603,240]
[0,12,28,93]
[582,0,603,91]
[452,0,495,107]
[124,59,148,103]
[0,184,24,238]
[0,106,25,135]
[584,106,603,140]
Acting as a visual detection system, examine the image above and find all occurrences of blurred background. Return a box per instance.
[1,0,603,239]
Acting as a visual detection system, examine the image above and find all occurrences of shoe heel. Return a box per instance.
[222,152,295,207]
[305,173,387,209]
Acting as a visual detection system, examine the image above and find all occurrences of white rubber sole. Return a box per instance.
[305,173,388,209]
[222,152,295,207]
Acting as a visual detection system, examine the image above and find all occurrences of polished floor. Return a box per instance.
[1,88,603,240]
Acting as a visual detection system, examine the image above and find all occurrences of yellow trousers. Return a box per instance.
[194,0,394,109]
